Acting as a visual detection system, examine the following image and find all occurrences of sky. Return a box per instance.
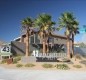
[0,0,86,43]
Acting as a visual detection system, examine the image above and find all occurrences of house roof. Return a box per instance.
[50,33,72,40]
[13,29,72,41]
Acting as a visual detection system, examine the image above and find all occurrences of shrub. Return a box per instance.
[73,65,82,68]
[42,64,53,68]
[14,56,21,61]
[13,56,21,64]
[13,59,18,64]
[55,64,70,70]
[16,64,23,68]
[0,59,7,64]
[25,63,35,67]
[83,55,86,59]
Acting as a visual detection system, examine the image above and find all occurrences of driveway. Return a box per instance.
[0,67,86,80]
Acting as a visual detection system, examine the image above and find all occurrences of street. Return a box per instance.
[0,67,86,80]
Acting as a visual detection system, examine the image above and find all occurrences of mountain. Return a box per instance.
[0,40,6,46]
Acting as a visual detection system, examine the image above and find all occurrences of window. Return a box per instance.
[30,35,34,44]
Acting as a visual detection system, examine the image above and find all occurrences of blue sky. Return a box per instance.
[0,0,86,42]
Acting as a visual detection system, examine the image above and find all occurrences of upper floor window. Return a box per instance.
[30,35,34,44]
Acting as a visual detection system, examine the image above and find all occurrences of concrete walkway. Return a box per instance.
[0,67,86,80]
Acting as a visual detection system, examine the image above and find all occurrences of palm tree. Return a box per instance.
[46,25,55,53]
[58,12,76,58]
[35,13,55,54]
[71,20,79,57]
[21,17,33,57]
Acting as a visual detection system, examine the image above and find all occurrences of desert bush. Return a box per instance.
[42,64,53,68]
[0,59,7,64]
[16,64,23,68]
[25,63,35,67]
[13,59,18,64]
[55,64,69,70]
[73,65,82,68]
[83,55,86,58]
[14,56,21,61]
[13,56,21,64]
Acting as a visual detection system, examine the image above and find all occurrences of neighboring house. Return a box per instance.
[0,40,7,52]
[74,41,80,47]
[74,42,86,56]
[11,31,72,56]
[74,47,86,56]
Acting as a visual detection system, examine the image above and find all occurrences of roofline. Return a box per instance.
[13,37,21,41]
[13,33,72,41]
[50,33,72,40]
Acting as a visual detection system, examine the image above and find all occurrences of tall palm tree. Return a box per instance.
[71,20,79,57]
[58,12,76,58]
[46,25,55,53]
[35,13,55,54]
[21,17,33,57]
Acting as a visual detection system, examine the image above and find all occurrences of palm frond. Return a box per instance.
[21,17,34,30]
[58,12,79,36]
[35,13,55,34]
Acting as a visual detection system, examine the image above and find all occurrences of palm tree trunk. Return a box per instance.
[47,41,49,53]
[43,38,46,54]
[26,30,29,57]
[67,37,70,58]
[43,32,46,54]
[72,33,74,57]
